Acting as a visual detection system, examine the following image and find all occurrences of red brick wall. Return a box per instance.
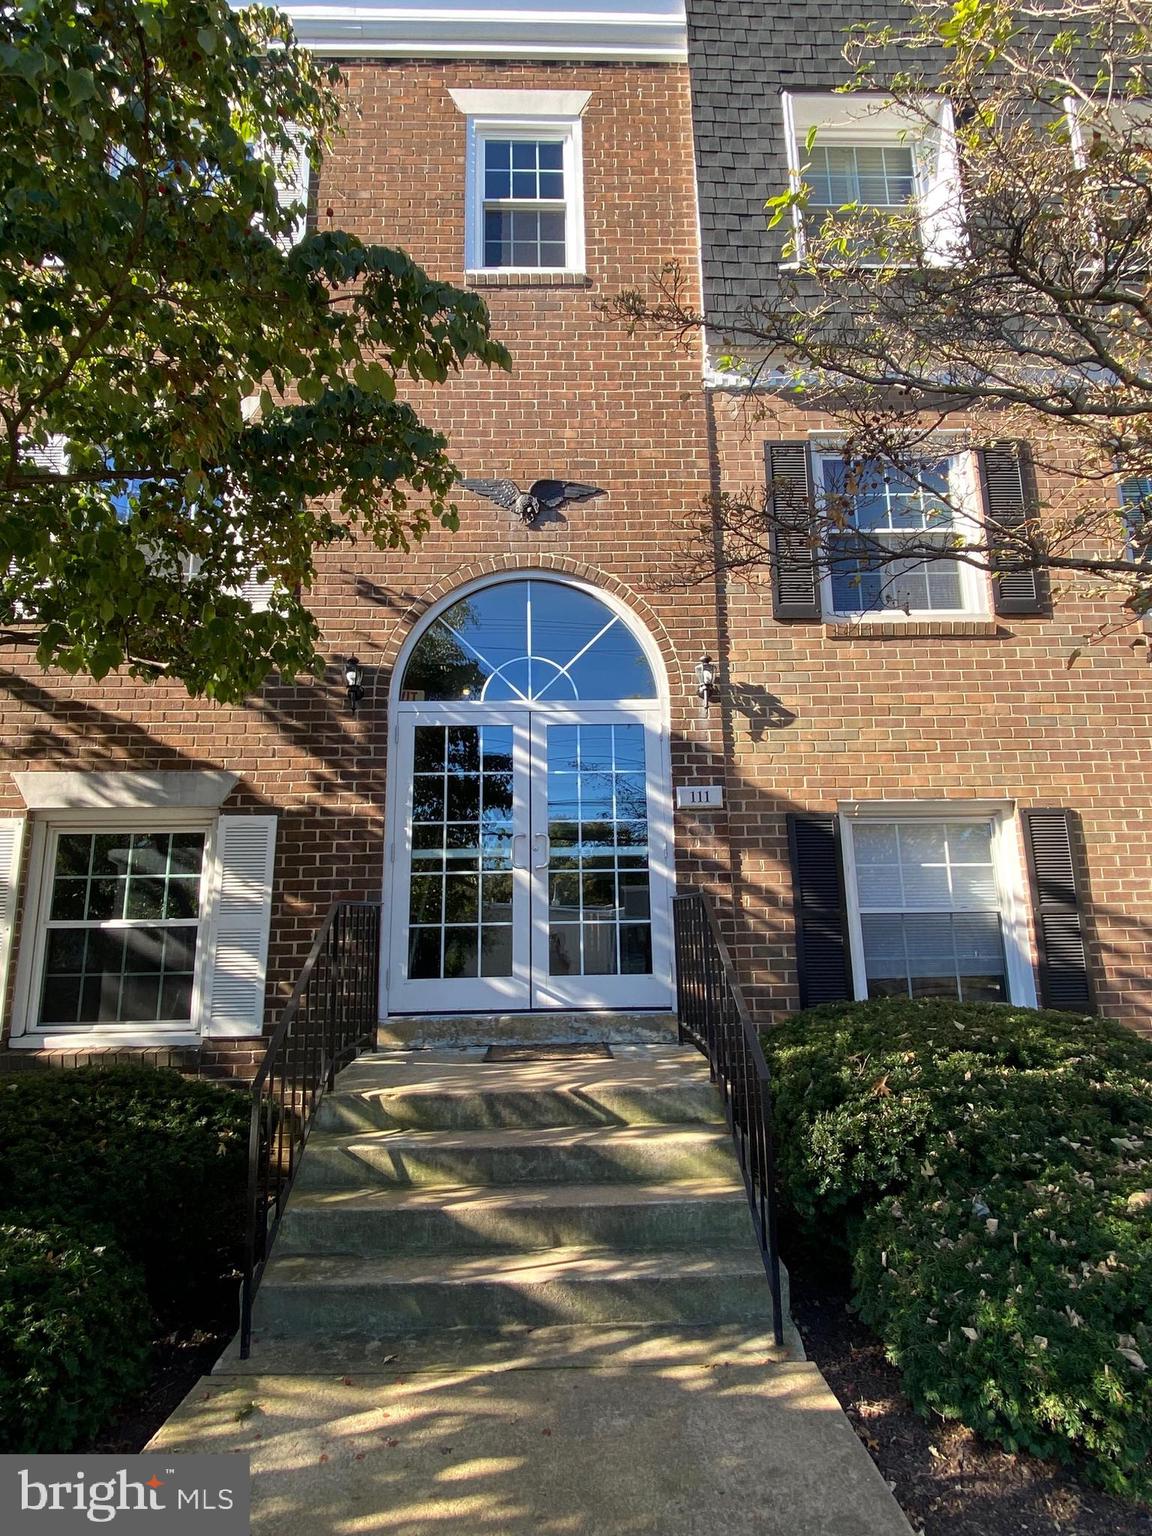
[1,58,1147,1072]
[0,60,733,1066]
[706,392,1152,1034]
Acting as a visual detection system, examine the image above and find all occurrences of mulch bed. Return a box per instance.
[786,1240,1152,1536]
[82,1324,232,1455]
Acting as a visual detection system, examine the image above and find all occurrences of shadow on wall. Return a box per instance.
[0,667,1138,1033]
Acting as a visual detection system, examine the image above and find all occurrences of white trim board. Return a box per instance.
[270,1,687,59]
[13,771,238,810]
[449,89,592,116]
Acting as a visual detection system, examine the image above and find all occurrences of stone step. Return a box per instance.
[317,1051,722,1133]
[252,1247,779,1336]
[378,1011,680,1049]
[294,1124,740,1191]
[217,1319,804,1375]
[277,1179,755,1257]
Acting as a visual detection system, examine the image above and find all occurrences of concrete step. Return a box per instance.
[294,1124,740,1191]
[276,1179,755,1257]
[217,1319,804,1375]
[252,1247,779,1335]
[317,1049,722,1132]
[378,1011,679,1048]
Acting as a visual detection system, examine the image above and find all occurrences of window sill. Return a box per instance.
[465,270,590,288]
[7,1031,202,1050]
[823,618,1002,640]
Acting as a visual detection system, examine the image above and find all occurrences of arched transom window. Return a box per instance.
[400,580,658,703]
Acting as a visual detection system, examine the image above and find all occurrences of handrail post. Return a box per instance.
[760,1074,785,1346]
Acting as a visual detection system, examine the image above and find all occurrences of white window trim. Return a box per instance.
[811,443,990,621]
[838,800,1038,1008]
[781,90,965,269]
[1065,95,1152,168]
[13,770,238,811]
[8,810,220,1048]
[463,114,586,276]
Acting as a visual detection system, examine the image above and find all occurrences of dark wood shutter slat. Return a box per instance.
[979,441,1046,615]
[1022,808,1094,1012]
[787,812,853,1006]
[766,442,821,620]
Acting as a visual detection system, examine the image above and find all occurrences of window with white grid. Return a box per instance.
[806,143,917,218]
[36,829,207,1028]
[782,92,965,266]
[466,118,584,274]
[816,452,987,617]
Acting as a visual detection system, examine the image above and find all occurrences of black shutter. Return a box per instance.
[765,442,821,620]
[787,813,854,1006]
[1021,808,1094,1012]
[979,441,1047,615]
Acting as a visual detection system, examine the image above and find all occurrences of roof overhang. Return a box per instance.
[271,1,688,60]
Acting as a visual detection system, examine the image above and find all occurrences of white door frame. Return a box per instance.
[380,573,674,1017]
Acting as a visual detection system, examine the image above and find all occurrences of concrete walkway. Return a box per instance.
[149,1328,914,1536]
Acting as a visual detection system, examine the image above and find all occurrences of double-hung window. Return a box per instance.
[817,450,988,618]
[841,810,1034,1005]
[480,137,569,269]
[36,828,207,1030]
[455,91,587,276]
[1120,476,1152,560]
[783,92,964,266]
[3,783,279,1048]
[806,143,918,232]
[1067,98,1152,272]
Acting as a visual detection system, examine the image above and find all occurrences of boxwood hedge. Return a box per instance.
[0,1067,250,1319]
[763,998,1152,1500]
[0,1223,151,1453]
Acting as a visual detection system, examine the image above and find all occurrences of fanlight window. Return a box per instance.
[400,580,658,703]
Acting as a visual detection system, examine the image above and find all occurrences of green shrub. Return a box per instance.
[856,1170,1152,1500]
[0,1223,150,1453]
[764,998,1152,1501]
[763,999,1152,1237]
[0,1068,250,1319]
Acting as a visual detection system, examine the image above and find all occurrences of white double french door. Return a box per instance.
[387,707,673,1014]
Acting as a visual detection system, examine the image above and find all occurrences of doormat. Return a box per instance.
[484,1043,613,1061]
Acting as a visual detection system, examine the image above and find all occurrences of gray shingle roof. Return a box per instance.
[684,0,928,337]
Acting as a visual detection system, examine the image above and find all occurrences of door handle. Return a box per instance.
[532,832,550,869]
[511,833,528,869]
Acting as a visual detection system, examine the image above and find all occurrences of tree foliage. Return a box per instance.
[0,0,509,700]
[613,0,1152,630]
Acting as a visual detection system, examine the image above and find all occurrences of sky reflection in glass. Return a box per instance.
[401,581,657,702]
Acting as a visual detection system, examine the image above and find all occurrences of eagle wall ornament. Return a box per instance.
[460,477,607,526]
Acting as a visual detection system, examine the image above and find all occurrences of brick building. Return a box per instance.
[0,0,1146,1076]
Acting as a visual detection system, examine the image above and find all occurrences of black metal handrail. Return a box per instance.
[240,900,381,1358]
[673,889,785,1346]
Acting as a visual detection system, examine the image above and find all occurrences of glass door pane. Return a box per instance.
[389,714,532,1013]
[530,714,672,1011]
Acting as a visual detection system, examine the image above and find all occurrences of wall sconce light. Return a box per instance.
[695,654,716,709]
[344,656,365,716]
